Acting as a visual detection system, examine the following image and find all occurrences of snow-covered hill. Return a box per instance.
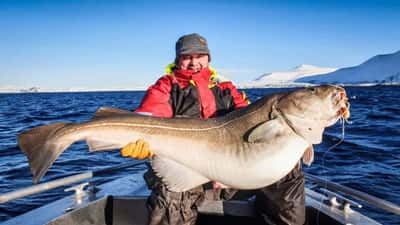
[296,50,400,84]
[239,64,337,88]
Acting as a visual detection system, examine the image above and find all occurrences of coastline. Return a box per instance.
[1,82,399,94]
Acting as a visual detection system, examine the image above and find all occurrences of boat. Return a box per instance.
[1,162,399,225]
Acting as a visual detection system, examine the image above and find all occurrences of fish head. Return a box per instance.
[276,85,350,143]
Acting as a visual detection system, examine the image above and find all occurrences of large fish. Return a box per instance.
[18,85,350,192]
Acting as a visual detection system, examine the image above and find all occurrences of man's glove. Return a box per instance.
[121,139,154,160]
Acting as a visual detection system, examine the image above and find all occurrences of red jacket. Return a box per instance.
[135,67,249,118]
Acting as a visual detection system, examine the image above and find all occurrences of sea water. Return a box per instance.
[0,86,399,224]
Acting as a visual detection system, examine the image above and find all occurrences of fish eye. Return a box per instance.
[307,87,316,94]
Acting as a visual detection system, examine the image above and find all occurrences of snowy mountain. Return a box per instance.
[239,64,337,88]
[296,50,400,84]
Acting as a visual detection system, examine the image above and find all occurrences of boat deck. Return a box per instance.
[2,171,382,225]
[45,196,345,225]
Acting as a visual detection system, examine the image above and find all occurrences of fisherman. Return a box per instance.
[121,33,305,225]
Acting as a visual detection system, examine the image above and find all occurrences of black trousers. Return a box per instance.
[144,163,305,225]
[255,163,305,225]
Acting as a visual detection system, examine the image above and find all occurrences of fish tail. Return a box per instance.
[18,123,71,183]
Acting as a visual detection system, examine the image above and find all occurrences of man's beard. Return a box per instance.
[187,65,203,73]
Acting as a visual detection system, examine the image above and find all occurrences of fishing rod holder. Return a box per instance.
[64,182,99,212]
[0,161,145,204]
[305,173,400,215]
[320,188,362,214]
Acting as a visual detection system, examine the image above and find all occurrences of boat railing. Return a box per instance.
[305,173,400,215]
[1,162,399,217]
[0,161,145,204]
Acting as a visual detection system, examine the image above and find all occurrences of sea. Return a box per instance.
[0,86,399,224]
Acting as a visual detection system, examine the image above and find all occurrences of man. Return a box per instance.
[121,33,305,225]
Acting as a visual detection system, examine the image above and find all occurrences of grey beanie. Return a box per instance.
[175,33,211,61]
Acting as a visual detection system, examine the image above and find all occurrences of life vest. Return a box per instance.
[135,64,249,118]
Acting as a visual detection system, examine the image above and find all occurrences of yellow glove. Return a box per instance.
[121,139,154,160]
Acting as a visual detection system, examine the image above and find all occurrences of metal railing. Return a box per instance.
[0,161,145,204]
[1,162,399,217]
[305,173,400,215]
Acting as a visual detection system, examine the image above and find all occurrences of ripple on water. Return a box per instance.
[0,87,399,224]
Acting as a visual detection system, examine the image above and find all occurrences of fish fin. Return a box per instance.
[285,114,325,144]
[151,157,210,192]
[247,119,284,143]
[86,138,122,151]
[93,107,134,119]
[302,145,314,166]
[18,123,72,184]
[298,124,324,144]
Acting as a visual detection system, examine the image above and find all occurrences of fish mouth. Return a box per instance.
[333,86,350,120]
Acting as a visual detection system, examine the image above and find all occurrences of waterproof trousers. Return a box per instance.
[255,163,305,225]
[144,167,205,225]
[144,163,305,225]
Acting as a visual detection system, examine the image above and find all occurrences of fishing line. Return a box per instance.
[315,116,351,225]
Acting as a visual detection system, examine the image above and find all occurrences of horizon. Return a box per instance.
[1,0,400,90]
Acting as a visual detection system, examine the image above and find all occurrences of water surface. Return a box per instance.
[0,86,399,224]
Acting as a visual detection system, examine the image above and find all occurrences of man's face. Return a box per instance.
[177,54,209,72]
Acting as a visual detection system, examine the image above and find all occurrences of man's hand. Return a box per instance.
[121,139,154,160]
[212,181,229,189]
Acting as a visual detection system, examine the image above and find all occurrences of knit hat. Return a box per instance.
[175,33,211,61]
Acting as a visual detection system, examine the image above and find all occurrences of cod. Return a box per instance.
[18,85,350,192]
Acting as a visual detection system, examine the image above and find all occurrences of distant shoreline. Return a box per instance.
[0,89,147,94]
[1,83,399,94]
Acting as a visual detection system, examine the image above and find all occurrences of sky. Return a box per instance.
[1,0,399,90]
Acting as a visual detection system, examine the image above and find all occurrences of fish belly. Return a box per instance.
[148,133,308,190]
